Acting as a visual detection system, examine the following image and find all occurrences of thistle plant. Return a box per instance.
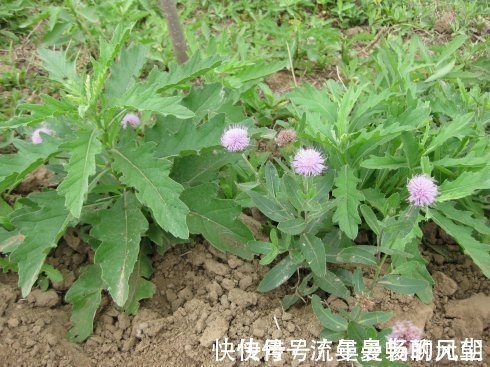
[0,25,280,342]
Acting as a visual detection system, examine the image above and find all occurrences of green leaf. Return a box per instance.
[38,47,82,96]
[278,218,306,235]
[148,113,228,157]
[232,60,286,86]
[360,204,381,236]
[123,249,155,314]
[257,256,297,292]
[91,192,148,306]
[436,202,490,236]
[337,246,377,266]
[181,183,253,259]
[0,138,59,192]
[432,210,490,277]
[357,311,393,326]
[117,94,194,120]
[171,150,240,187]
[57,129,103,218]
[300,234,326,277]
[360,155,407,170]
[90,25,131,103]
[155,52,222,92]
[314,270,350,299]
[105,45,148,104]
[424,59,456,83]
[311,295,348,331]
[111,142,189,239]
[247,190,295,222]
[378,275,428,294]
[425,113,474,154]
[65,265,104,342]
[438,168,490,201]
[3,95,76,129]
[41,263,63,283]
[9,191,71,296]
[332,166,365,239]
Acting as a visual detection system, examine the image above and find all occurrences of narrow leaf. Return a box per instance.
[300,234,326,277]
[257,256,297,292]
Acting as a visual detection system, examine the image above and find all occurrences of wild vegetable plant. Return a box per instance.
[0,24,283,342]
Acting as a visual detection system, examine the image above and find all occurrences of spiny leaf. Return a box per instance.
[105,45,148,104]
[432,210,490,278]
[57,129,103,218]
[332,166,364,240]
[91,192,148,306]
[171,149,240,187]
[0,138,59,192]
[38,48,82,96]
[147,113,228,157]
[181,183,253,259]
[9,191,72,296]
[2,95,75,129]
[65,265,104,342]
[123,249,155,315]
[438,168,490,202]
[111,142,189,239]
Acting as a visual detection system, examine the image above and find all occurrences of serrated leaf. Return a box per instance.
[332,166,364,239]
[311,295,348,331]
[247,190,295,223]
[379,275,428,294]
[257,256,297,292]
[314,270,350,299]
[57,129,103,218]
[91,192,148,306]
[9,191,71,296]
[181,183,253,259]
[432,210,490,277]
[0,138,59,192]
[65,265,104,342]
[425,113,474,154]
[438,168,490,201]
[111,142,189,239]
[436,202,489,235]
[105,45,148,104]
[2,95,75,129]
[38,47,82,96]
[357,311,393,326]
[147,113,228,157]
[300,234,326,277]
[171,149,240,187]
[123,249,155,314]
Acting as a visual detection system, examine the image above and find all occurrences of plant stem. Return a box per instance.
[160,0,189,64]
[371,253,388,290]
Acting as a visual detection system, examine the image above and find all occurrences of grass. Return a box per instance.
[0,0,489,121]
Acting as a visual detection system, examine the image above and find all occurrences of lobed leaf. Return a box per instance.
[91,192,148,306]
[111,142,189,239]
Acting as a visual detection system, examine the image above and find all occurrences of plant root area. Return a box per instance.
[0,231,489,367]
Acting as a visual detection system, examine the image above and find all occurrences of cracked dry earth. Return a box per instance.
[0,229,489,367]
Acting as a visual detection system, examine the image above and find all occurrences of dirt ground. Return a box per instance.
[0,222,489,367]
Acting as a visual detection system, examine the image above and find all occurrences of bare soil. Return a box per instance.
[0,223,489,367]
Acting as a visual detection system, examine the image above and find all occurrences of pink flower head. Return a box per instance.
[31,127,53,144]
[407,174,438,206]
[121,113,140,129]
[292,148,326,176]
[387,320,424,350]
[221,125,250,152]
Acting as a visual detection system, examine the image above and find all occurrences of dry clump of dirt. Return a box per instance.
[434,11,456,34]
[0,231,489,366]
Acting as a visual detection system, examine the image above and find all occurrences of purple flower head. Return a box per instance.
[31,127,53,144]
[407,174,438,206]
[387,320,424,350]
[121,113,141,129]
[221,125,250,152]
[275,128,297,147]
[292,148,326,176]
